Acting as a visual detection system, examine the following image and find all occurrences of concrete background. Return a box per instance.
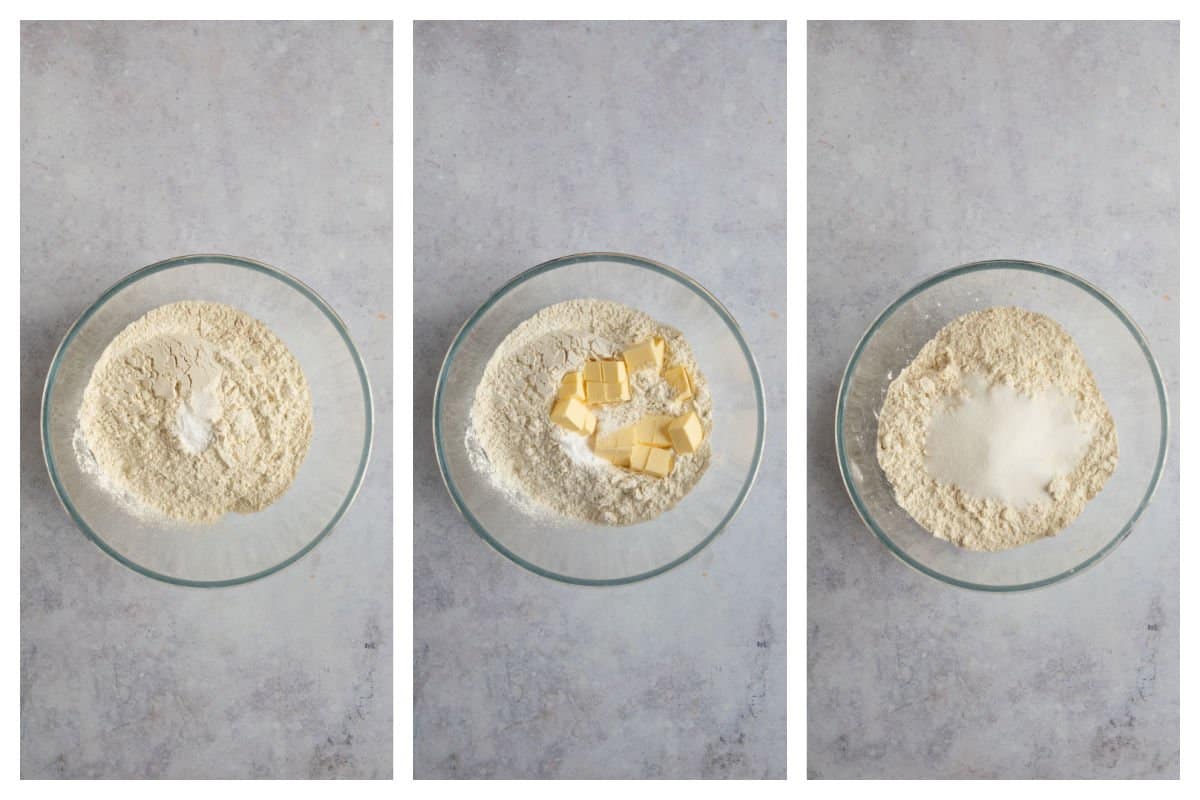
[807,21,1179,778]
[21,21,392,778]
[415,21,786,778]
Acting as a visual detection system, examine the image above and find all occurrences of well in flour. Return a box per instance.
[75,301,314,524]
[876,306,1118,551]
[466,298,713,526]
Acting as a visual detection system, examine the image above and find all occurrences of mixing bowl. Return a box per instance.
[41,254,373,587]
[434,252,765,585]
[836,259,1168,591]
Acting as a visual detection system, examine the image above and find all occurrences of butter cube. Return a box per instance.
[667,411,704,453]
[612,426,638,448]
[642,446,674,478]
[558,371,585,401]
[581,358,630,404]
[629,443,652,472]
[636,415,673,448]
[583,361,604,382]
[594,425,638,466]
[623,337,665,374]
[550,397,595,435]
[663,365,692,400]
[593,429,628,465]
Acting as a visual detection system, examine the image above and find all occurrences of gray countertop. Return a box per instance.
[20,21,393,778]
[807,21,1179,779]
[414,21,786,778]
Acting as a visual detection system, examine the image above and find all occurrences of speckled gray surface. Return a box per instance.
[20,22,392,778]
[808,21,1178,779]
[414,21,785,778]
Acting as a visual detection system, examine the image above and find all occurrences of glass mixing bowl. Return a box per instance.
[836,260,1168,591]
[41,254,373,587]
[434,252,765,585]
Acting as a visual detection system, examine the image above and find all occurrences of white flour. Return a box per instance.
[466,299,712,525]
[877,307,1118,551]
[75,301,314,524]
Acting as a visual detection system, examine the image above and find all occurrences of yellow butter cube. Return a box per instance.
[663,365,692,400]
[595,437,630,466]
[623,338,664,374]
[550,397,595,435]
[558,371,585,400]
[643,446,674,478]
[594,425,638,466]
[635,415,673,447]
[668,411,704,453]
[583,361,604,382]
[612,426,637,448]
[629,443,652,472]
[581,358,630,404]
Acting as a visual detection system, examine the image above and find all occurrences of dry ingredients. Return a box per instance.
[876,307,1118,551]
[75,301,313,523]
[466,299,712,525]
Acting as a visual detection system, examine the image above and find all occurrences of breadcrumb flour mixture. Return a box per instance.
[466,299,713,525]
[75,301,313,524]
[876,307,1118,551]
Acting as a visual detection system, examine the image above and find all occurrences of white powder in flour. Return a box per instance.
[877,307,1118,551]
[466,299,713,525]
[75,301,313,524]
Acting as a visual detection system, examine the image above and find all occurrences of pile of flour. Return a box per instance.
[75,301,313,524]
[876,307,1118,551]
[466,299,712,525]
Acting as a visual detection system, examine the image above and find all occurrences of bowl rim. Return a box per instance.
[432,251,767,586]
[40,253,375,588]
[835,258,1170,592]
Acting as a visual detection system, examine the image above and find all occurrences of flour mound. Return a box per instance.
[876,307,1118,551]
[76,301,313,524]
[466,299,712,526]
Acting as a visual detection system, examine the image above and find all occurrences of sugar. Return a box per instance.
[924,374,1093,507]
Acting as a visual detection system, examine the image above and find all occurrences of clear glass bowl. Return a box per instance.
[434,252,766,585]
[836,260,1168,591]
[41,254,373,587]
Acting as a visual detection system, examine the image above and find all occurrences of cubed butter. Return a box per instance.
[583,361,604,382]
[558,371,585,400]
[550,397,596,435]
[629,443,652,472]
[667,411,704,453]
[635,415,674,448]
[623,337,665,374]
[594,425,639,467]
[580,358,630,404]
[663,365,692,400]
[642,446,674,478]
[613,426,638,448]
